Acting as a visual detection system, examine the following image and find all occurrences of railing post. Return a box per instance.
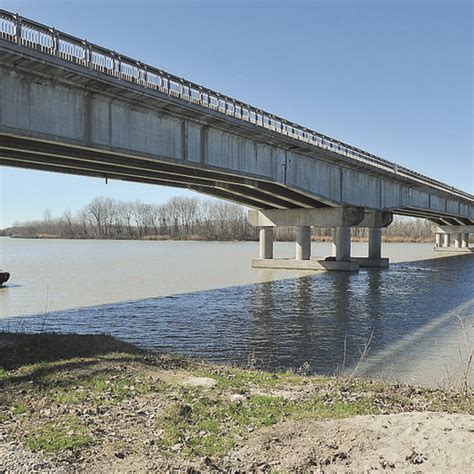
[50,27,58,56]
[15,14,22,45]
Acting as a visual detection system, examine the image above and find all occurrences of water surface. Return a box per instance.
[0,238,472,387]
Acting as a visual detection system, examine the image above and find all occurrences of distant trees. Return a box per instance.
[1,195,436,242]
[3,196,257,241]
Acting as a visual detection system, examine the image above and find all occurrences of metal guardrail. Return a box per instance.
[0,10,472,202]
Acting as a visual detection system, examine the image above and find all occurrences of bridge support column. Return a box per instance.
[295,226,311,260]
[350,227,389,268]
[461,233,469,248]
[259,227,273,259]
[326,226,358,271]
[331,229,337,257]
[454,233,462,248]
[442,234,450,248]
[435,233,442,248]
[368,228,382,259]
[334,226,351,261]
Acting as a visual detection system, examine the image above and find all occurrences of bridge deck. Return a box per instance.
[0,9,473,227]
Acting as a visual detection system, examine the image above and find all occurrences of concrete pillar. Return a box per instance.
[295,226,311,260]
[454,233,462,248]
[335,226,351,261]
[461,233,469,248]
[259,227,274,259]
[443,233,450,248]
[331,229,337,257]
[435,233,442,247]
[368,228,382,259]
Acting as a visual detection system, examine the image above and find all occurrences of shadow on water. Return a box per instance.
[0,255,473,375]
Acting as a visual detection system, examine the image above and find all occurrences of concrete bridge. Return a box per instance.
[0,11,473,271]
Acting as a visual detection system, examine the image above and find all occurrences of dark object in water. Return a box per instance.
[0,271,10,285]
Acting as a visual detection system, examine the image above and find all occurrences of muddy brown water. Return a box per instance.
[1,238,473,387]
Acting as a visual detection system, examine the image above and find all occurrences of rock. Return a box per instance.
[229,394,246,403]
[182,377,217,388]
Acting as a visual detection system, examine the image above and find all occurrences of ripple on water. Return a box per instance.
[1,255,473,385]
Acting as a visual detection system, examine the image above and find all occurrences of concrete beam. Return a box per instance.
[357,211,393,228]
[248,207,364,228]
[436,225,474,234]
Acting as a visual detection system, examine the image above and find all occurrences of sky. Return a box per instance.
[0,0,472,227]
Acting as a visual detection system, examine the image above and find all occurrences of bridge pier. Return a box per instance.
[250,208,394,272]
[442,234,451,248]
[454,233,462,248]
[435,233,442,248]
[259,227,274,259]
[350,227,390,268]
[434,225,473,253]
[249,207,368,272]
[334,226,351,261]
[295,226,311,260]
[368,228,382,259]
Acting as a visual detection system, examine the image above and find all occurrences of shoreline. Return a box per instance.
[0,332,472,472]
[2,234,437,243]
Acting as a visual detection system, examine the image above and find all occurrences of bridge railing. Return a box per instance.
[0,10,472,202]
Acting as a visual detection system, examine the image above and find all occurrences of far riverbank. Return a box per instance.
[2,233,436,243]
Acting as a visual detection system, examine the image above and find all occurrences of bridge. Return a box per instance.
[0,11,473,271]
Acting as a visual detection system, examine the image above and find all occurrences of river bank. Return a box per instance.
[2,233,435,243]
[0,332,472,472]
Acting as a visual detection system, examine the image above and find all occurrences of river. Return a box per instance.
[0,238,473,387]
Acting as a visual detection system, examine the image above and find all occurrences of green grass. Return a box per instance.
[156,387,378,458]
[34,368,168,406]
[26,416,93,454]
[196,367,312,391]
[0,368,8,380]
[11,402,28,415]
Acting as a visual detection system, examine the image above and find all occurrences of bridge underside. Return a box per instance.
[1,133,473,229]
[0,134,330,211]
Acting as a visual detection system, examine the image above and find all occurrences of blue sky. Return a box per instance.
[0,0,472,227]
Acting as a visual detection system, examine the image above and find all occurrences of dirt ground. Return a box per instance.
[1,411,473,472]
[0,333,473,473]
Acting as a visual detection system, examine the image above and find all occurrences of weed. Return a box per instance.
[11,402,28,415]
[26,416,93,454]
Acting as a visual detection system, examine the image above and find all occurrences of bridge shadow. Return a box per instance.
[0,254,472,377]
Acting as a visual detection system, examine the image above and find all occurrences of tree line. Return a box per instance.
[1,195,435,242]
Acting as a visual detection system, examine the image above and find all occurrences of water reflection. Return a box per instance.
[0,255,472,385]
